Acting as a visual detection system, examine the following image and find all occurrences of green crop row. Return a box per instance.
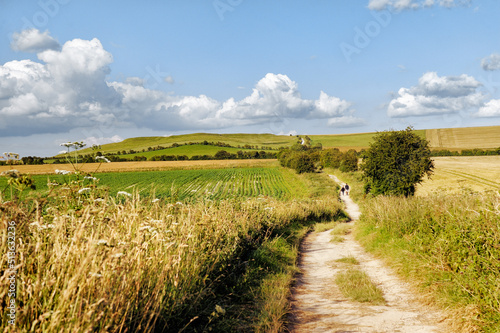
[0,167,296,202]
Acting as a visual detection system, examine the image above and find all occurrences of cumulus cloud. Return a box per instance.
[83,135,124,146]
[387,72,484,117]
[0,34,361,137]
[481,53,500,71]
[368,0,470,10]
[475,99,500,117]
[11,29,60,53]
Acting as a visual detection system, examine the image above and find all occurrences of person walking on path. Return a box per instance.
[344,183,350,195]
[340,186,345,196]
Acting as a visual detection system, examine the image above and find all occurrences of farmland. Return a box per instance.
[426,125,500,150]
[416,156,500,196]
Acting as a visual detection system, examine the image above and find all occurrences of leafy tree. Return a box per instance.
[340,149,358,172]
[291,152,316,174]
[361,127,433,197]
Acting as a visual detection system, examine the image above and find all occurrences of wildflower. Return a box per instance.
[95,198,106,202]
[152,198,160,203]
[95,156,111,163]
[78,187,91,194]
[84,176,98,181]
[96,239,108,246]
[117,191,132,197]
[175,201,183,205]
[55,169,72,175]
[215,305,226,315]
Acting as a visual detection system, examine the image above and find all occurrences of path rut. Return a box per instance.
[288,175,447,332]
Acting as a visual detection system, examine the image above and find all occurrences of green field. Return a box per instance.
[113,144,265,159]
[1,167,302,201]
[73,133,298,155]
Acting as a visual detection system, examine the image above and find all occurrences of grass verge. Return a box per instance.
[355,192,500,332]
[335,268,385,304]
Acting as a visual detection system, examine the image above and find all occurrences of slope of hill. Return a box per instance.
[75,133,298,155]
[426,125,500,149]
[55,125,500,159]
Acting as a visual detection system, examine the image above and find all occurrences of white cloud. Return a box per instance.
[83,135,124,146]
[387,72,484,117]
[481,53,500,71]
[1,34,360,137]
[476,99,500,117]
[368,0,470,10]
[327,116,367,127]
[11,29,60,53]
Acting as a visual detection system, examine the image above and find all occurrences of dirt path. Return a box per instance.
[288,175,447,332]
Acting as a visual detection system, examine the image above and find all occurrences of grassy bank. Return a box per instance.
[0,179,345,332]
[355,192,500,332]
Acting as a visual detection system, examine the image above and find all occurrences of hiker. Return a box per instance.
[340,186,345,196]
[344,183,350,195]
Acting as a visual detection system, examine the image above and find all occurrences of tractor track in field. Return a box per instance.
[441,169,500,190]
[288,175,449,332]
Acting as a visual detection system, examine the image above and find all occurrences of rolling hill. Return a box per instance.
[54,125,500,159]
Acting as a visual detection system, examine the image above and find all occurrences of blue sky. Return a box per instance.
[1,0,499,157]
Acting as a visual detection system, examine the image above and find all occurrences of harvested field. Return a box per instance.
[416,155,500,196]
[426,125,500,149]
[0,159,279,175]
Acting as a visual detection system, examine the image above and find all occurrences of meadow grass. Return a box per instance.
[355,192,500,332]
[335,256,359,265]
[335,268,385,304]
[0,185,345,332]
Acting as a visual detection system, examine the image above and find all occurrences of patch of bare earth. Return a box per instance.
[288,175,448,333]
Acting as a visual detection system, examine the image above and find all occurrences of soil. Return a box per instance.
[288,175,448,332]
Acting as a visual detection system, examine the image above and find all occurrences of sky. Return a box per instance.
[1,0,500,157]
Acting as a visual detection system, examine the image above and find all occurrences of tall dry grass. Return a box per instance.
[0,185,343,332]
[356,191,500,332]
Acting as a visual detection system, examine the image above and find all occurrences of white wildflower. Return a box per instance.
[95,198,105,202]
[55,169,71,175]
[152,198,160,203]
[175,201,183,205]
[95,156,111,163]
[84,176,98,181]
[117,191,132,197]
[78,187,91,194]
[96,239,108,246]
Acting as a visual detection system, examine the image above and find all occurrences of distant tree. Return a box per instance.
[340,149,358,172]
[214,150,232,160]
[361,127,433,197]
[291,152,316,174]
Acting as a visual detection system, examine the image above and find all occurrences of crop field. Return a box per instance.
[309,130,426,151]
[97,167,294,200]
[1,167,301,201]
[416,156,500,196]
[0,159,279,175]
[426,125,500,150]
